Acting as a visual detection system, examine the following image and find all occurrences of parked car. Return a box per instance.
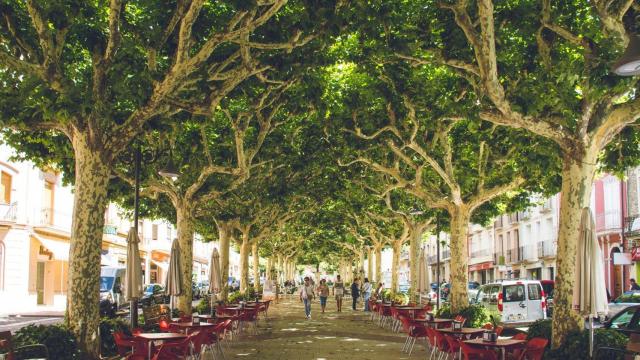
[430,282,479,302]
[474,279,547,327]
[192,282,200,299]
[197,281,210,295]
[100,267,126,315]
[398,283,410,294]
[141,284,169,306]
[602,305,640,336]
[608,291,640,318]
[541,280,554,317]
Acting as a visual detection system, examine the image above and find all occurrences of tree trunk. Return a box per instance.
[175,203,194,315]
[277,254,282,285]
[367,247,374,282]
[551,152,597,347]
[65,137,111,358]
[449,205,471,313]
[252,242,259,290]
[409,227,422,301]
[391,241,402,292]
[239,234,250,293]
[266,256,272,281]
[218,224,231,301]
[375,246,383,284]
[359,250,365,278]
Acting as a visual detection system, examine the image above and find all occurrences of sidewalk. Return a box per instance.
[226,297,420,359]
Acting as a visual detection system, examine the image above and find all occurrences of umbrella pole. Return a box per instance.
[589,315,594,359]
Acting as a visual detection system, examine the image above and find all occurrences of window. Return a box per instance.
[528,284,542,300]
[503,284,526,302]
[489,285,500,304]
[152,224,158,240]
[0,172,11,204]
[42,181,54,225]
[609,307,636,329]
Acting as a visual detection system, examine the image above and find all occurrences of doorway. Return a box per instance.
[612,248,622,298]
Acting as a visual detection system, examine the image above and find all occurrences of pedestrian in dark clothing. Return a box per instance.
[631,278,640,291]
[351,278,360,311]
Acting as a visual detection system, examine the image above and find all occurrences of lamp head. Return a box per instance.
[613,34,640,76]
[158,156,180,180]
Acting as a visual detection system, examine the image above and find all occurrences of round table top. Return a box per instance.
[395,307,425,311]
[463,338,526,348]
[437,327,486,335]
[135,332,188,341]
[172,322,216,328]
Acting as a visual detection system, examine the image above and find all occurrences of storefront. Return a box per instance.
[468,261,494,284]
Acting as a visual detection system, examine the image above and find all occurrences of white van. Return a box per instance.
[100,267,126,312]
[474,280,547,327]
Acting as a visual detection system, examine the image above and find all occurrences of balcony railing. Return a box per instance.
[0,202,17,222]
[537,240,557,258]
[521,244,538,261]
[507,247,522,263]
[470,249,491,259]
[40,207,73,229]
[442,250,451,260]
[596,210,622,233]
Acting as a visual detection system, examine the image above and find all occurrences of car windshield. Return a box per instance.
[100,277,114,292]
[144,285,155,294]
[614,292,640,304]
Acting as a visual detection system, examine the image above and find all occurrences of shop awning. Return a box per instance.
[31,234,70,261]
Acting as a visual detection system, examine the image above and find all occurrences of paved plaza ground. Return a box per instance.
[226,297,424,359]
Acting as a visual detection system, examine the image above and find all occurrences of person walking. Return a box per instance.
[317,279,330,313]
[373,282,384,300]
[334,275,345,312]
[351,278,360,311]
[631,278,640,291]
[300,276,315,319]
[362,278,372,311]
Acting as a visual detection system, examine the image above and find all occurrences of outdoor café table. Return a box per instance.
[438,327,485,338]
[395,306,424,318]
[135,332,188,359]
[172,321,216,335]
[463,338,527,360]
[418,318,453,329]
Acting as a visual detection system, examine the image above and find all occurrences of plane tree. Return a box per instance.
[0,1,334,353]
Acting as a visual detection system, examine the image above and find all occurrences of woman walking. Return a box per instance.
[333,275,345,312]
[317,279,330,313]
[362,278,372,311]
[300,276,315,319]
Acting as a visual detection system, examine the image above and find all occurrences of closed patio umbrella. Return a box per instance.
[165,238,183,313]
[573,207,608,358]
[209,248,222,311]
[125,227,143,327]
[417,250,429,301]
[125,228,143,300]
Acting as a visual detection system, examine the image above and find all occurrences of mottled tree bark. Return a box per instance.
[367,247,374,282]
[239,234,250,293]
[252,242,260,290]
[175,203,194,315]
[391,241,402,292]
[552,152,597,347]
[218,224,231,301]
[449,206,471,313]
[66,135,111,358]
[375,246,383,285]
[409,228,422,300]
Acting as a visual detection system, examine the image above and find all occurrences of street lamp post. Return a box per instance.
[436,219,441,310]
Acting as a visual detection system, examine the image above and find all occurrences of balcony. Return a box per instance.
[519,210,531,221]
[493,252,506,265]
[540,199,553,213]
[596,210,622,234]
[495,217,503,229]
[521,244,538,261]
[507,247,522,263]
[442,250,451,260]
[40,207,72,229]
[0,202,17,222]
[537,240,557,258]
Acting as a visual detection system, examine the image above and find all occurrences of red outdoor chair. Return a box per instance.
[399,316,427,356]
[442,334,462,360]
[151,332,197,360]
[425,327,439,360]
[432,329,450,360]
[482,323,493,330]
[113,331,147,358]
[454,315,467,326]
[494,326,504,337]
[460,341,498,360]
[517,337,548,360]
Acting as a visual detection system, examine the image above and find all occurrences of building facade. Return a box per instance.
[0,144,236,313]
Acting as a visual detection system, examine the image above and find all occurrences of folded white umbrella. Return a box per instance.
[209,248,222,305]
[165,238,183,312]
[125,227,143,301]
[417,251,429,296]
[573,207,608,357]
